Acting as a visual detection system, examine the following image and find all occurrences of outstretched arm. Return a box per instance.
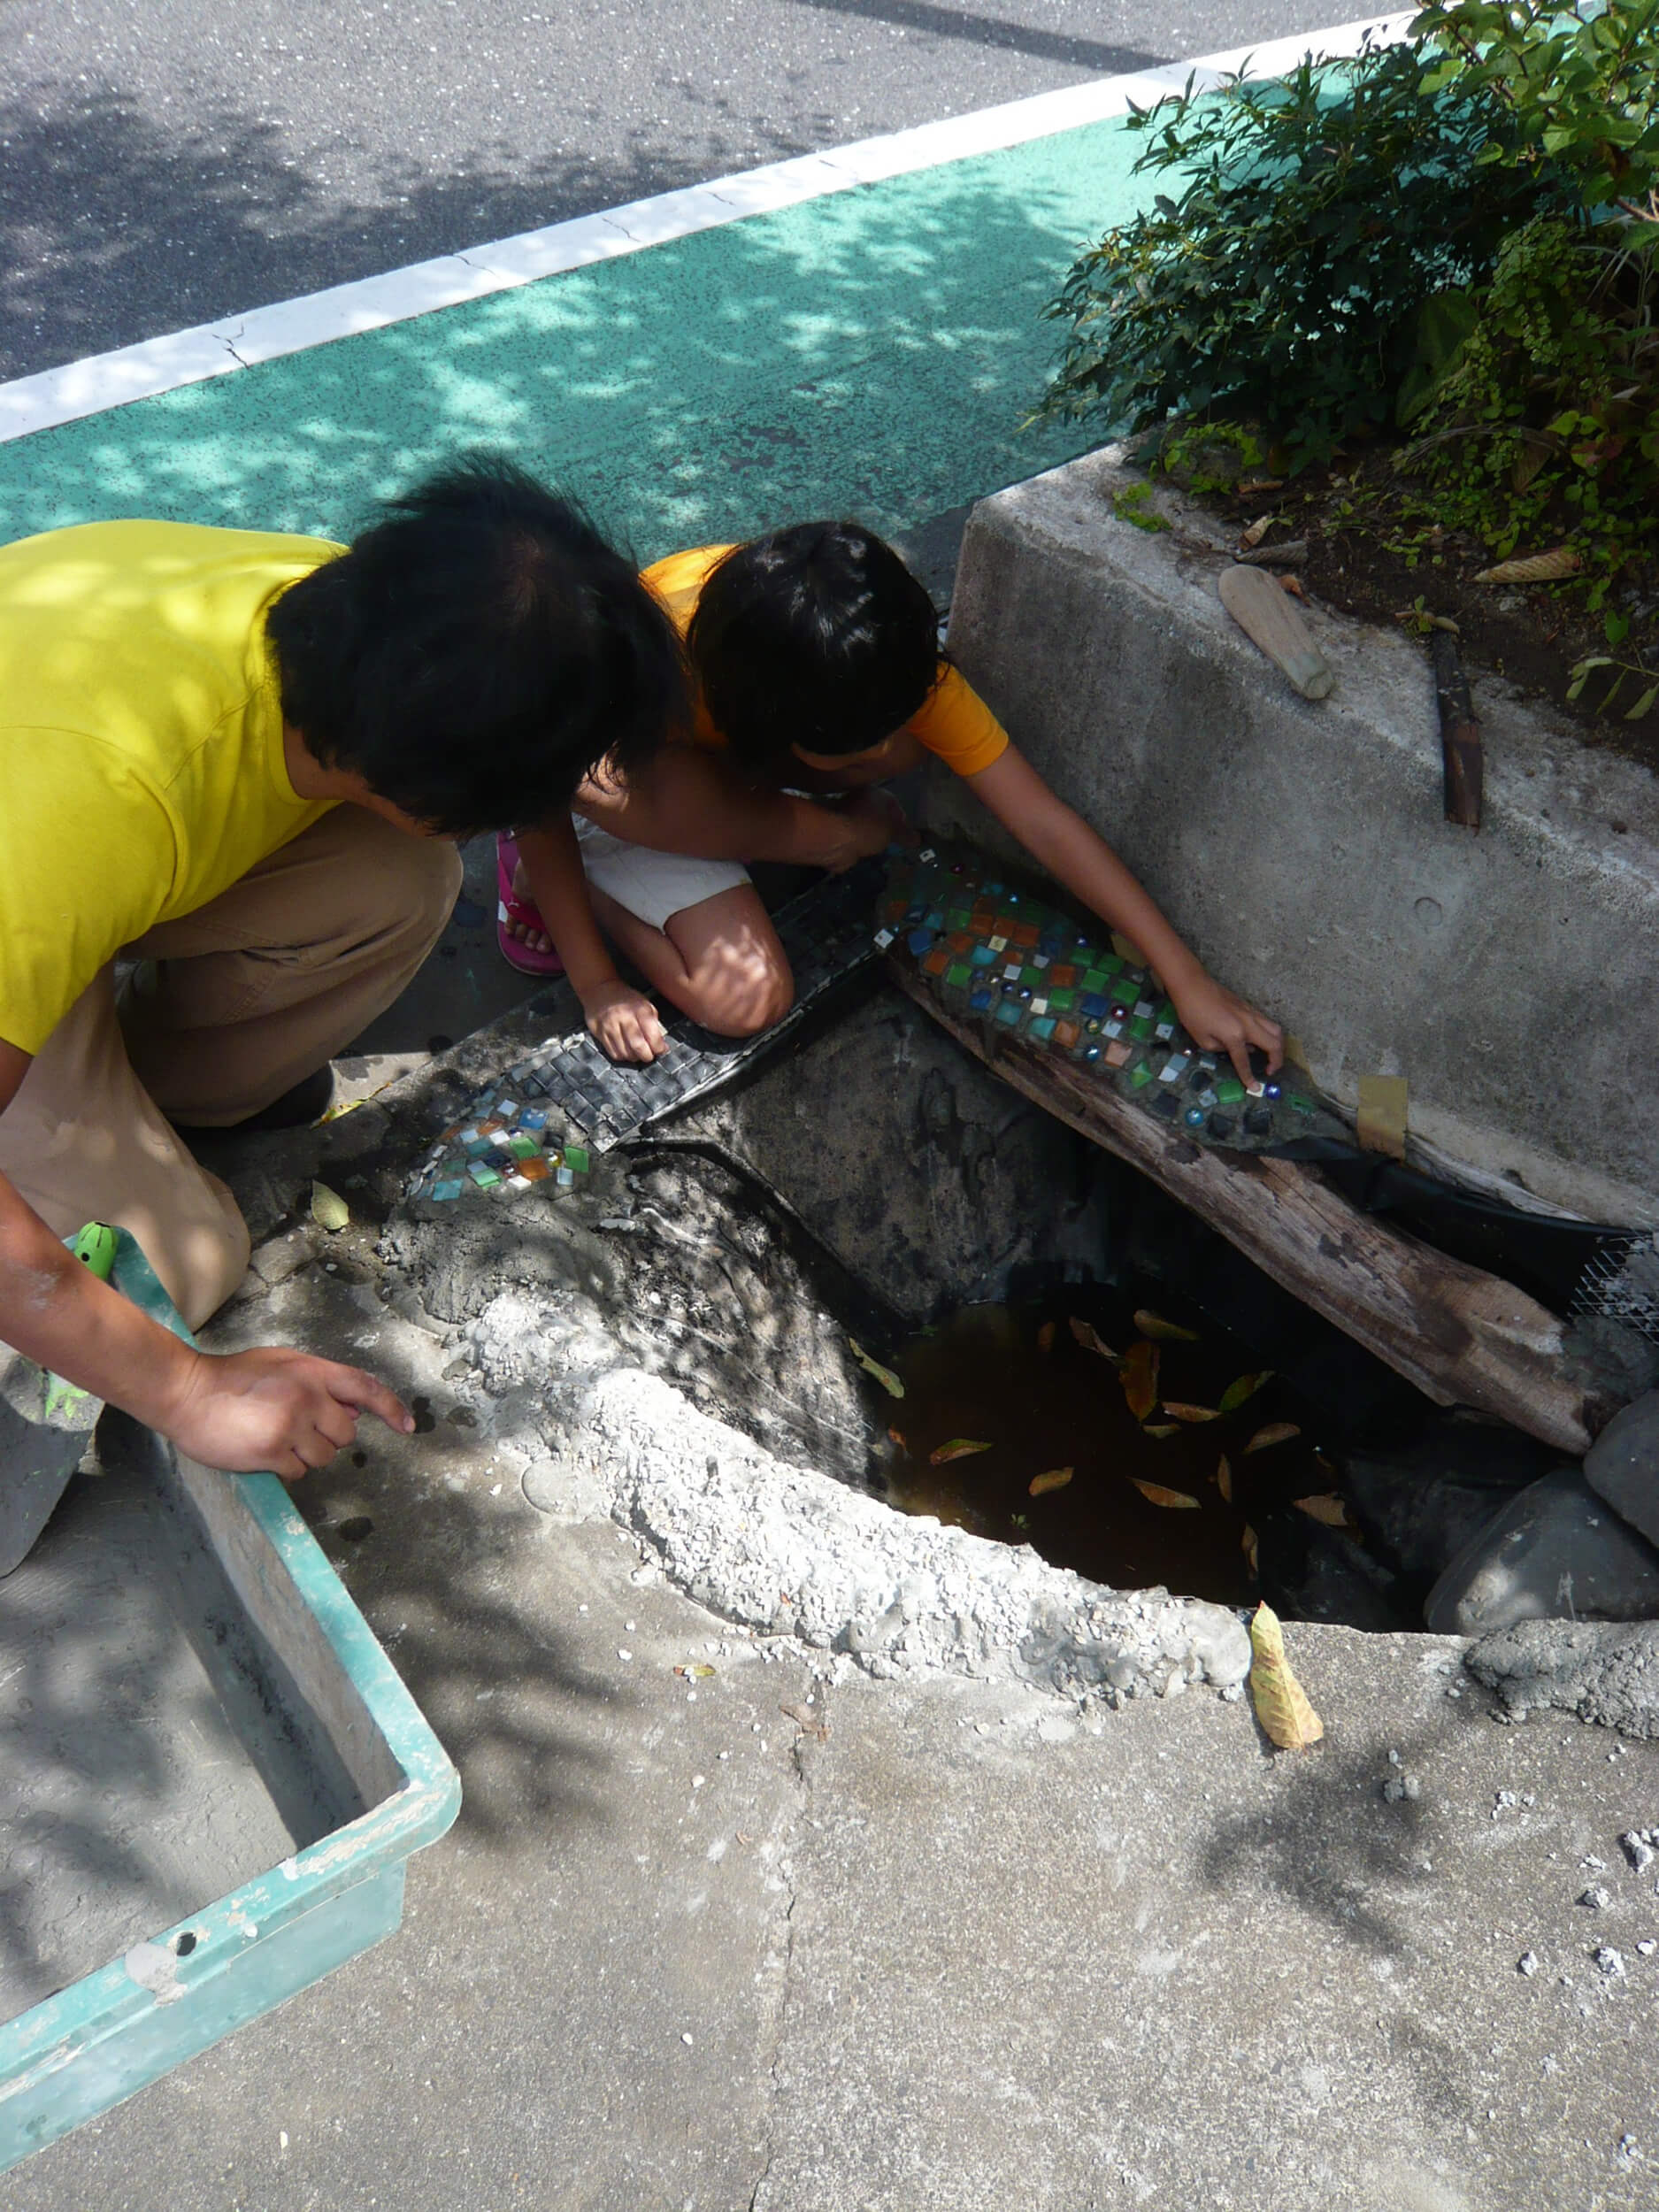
[964,745,1282,1084]
[512,814,668,1064]
[0,1041,412,1477]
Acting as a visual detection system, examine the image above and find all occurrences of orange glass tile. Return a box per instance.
[1011,921,1041,949]
[1048,964,1078,988]
[1104,1039,1133,1068]
[1053,1020,1081,1048]
[947,931,974,955]
[923,947,950,975]
[516,1155,552,1181]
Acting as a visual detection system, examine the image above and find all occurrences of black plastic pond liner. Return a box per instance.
[1265,1135,1632,1319]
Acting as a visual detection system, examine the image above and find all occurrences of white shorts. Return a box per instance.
[572,814,751,934]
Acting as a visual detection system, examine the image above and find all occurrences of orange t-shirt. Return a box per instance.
[642,543,1010,778]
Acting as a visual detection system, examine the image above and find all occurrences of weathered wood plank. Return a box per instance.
[890,965,1590,1456]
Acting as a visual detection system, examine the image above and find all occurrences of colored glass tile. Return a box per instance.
[1159,1053,1191,1085]
[1133,1000,1155,1020]
[1048,964,1078,989]
[431,1179,466,1202]
[1154,1022,1176,1042]
[1129,1062,1155,1089]
[556,1165,576,1188]
[564,1146,590,1173]
[971,944,996,967]
[923,948,950,976]
[1128,1015,1155,1041]
[924,908,946,930]
[517,1155,552,1181]
[946,963,973,988]
[1011,922,1040,949]
[1104,1040,1133,1069]
[521,1109,548,1131]
[906,929,935,957]
[1197,1087,1218,1109]
[988,934,1009,953]
[969,987,995,1011]
[476,1118,505,1137]
[1047,987,1077,1012]
[1208,1113,1235,1141]
[1053,1020,1080,1048]
[468,1161,501,1188]
[1029,995,1049,1017]
[1080,969,1110,994]
[1213,1076,1247,1105]
[464,1139,493,1160]
[1244,1107,1273,1138]
[1029,1017,1057,1041]
[947,931,974,955]
[508,1133,541,1158]
[1020,965,1045,988]
[1151,1092,1180,1120]
[995,1000,1024,1028]
[946,907,972,930]
[1078,994,1109,1022]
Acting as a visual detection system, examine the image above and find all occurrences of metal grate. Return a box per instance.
[1572,1233,1659,1345]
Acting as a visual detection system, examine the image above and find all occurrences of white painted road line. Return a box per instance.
[0,14,1410,446]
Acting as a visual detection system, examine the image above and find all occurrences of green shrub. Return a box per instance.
[1039,33,1558,464]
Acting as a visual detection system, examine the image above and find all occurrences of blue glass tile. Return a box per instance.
[907,929,936,957]
[995,1000,1024,1028]
[1028,1017,1056,1041]
[1079,993,1110,1019]
[969,987,995,1011]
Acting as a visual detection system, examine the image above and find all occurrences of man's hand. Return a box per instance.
[159,1344,414,1480]
[582,979,668,1064]
[1169,973,1284,1089]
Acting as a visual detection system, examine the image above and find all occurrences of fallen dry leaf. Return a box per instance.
[887,1426,907,1449]
[930,1437,993,1465]
[1294,1494,1350,1527]
[1133,1310,1200,1342]
[1239,477,1285,495]
[1217,1455,1233,1503]
[1218,1371,1272,1414]
[1069,1317,1120,1362]
[1121,1340,1160,1422]
[1245,1421,1302,1455]
[1240,513,1274,549]
[1474,546,1581,583]
[780,1702,828,1742]
[1132,1479,1200,1509]
[1242,1522,1259,1576]
[1164,1401,1220,1424]
[1279,573,1309,600]
[673,1663,716,1680]
[1142,1423,1180,1439]
[1029,1466,1074,1496]
[310,1179,350,1234]
[1249,1601,1325,1750]
[1036,1319,1056,1355]
[849,1338,904,1398]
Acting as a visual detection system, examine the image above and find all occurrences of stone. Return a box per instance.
[1583,1386,1659,1548]
[1426,1469,1659,1636]
[1342,1415,1559,1594]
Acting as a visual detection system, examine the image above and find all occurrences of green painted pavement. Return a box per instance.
[0,115,1151,558]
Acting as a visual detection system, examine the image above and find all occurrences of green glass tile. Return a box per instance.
[468,1161,501,1188]
[1020,965,1044,988]
[1128,1014,1155,1040]
[564,1145,591,1172]
[1079,969,1110,994]
[1047,987,1076,1011]
[946,907,972,929]
[1128,1061,1154,1088]
[946,962,973,987]
[508,1133,541,1158]
[1213,1076,1247,1105]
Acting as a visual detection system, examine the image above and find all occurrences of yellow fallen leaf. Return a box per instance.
[1132,1479,1200,1509]
[1164,1402,1220,1423]
[1036,1320,1056,1354]
[1244,1421,1302,1455]
[673,1663,716,1680]
[1294,1493,1349,1527]
[1248,1601,1324,1750]
[1473,546,1581,583]
[310,1180,350,1233]
[1069,1317,1119,1362]
[1122,1340,1160,1422]
[930,1437,993,1465]
[1029,1466,1074,1496]
[887,1426,907,1449]
[1218,1371,1272,1413]
[1241,1522,1259,1576]
[1133,1310,1200,1341]
[1217,1455,1233,1503]
[1142,1423,1179,1439]
[1240,514,1273,549]
[849,1338,904,1398]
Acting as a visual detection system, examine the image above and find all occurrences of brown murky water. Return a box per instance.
[881,1296,1343,1607]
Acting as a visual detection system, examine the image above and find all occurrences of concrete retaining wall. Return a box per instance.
[933,447,1659,1228]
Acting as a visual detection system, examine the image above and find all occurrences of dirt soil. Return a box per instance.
[1197,451,1659,775]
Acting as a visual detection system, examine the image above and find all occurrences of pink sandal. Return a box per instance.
[495,832,565,977]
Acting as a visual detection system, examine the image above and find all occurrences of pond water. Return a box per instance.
[880,1293,1348,1610]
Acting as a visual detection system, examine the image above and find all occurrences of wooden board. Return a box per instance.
[891,964,1590,1455]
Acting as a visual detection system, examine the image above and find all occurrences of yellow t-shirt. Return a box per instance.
[642,543,1010,778]
[0,520,343,1056]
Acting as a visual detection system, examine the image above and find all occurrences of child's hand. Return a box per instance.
[1170,973,1283,1089]
[823,789,912,872]
[582,980,668,1064]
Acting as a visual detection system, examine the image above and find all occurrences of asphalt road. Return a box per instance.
[4,0,1347,382]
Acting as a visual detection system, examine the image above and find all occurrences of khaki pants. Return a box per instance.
[0,809,462,1328]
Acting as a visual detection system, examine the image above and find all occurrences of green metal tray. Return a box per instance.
[0,1232,461,2171]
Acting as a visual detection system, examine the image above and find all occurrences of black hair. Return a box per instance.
[686,521,941,773]
[266,454,687,833]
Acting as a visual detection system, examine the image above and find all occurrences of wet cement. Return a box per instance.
[0,1435,349,2024]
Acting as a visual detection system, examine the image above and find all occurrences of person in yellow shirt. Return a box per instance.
[501,522,1282,1082]
[0,457,683,1479]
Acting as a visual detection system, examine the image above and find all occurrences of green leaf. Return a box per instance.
[1625,685,1659,722]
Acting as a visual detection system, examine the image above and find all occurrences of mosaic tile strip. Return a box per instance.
[881,843,1342,1157]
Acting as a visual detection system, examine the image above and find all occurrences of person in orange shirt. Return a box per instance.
[501,522,1282,1084]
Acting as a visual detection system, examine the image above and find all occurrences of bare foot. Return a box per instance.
[507,856,554,956]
